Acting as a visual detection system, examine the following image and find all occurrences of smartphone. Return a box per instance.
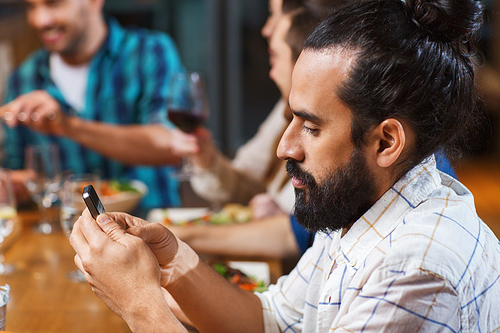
[82,184,106,220]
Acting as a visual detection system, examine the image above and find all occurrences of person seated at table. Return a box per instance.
[169,0,458,261]
[0,0,185,212]
[168,2,322,261]
[70,0,500,331]
[171,0,315,221]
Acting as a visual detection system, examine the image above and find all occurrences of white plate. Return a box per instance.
[103,180,148,213]
[227,261,270,285]
[147,207,210,225]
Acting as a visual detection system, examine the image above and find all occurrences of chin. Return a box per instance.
[42,42,67,54]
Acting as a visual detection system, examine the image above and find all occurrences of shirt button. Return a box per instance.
[350,258,357,267]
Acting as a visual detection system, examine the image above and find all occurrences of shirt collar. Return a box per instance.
[333,155,441,266]
[99,16,126,60]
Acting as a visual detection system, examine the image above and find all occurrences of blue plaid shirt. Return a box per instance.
[258,156,500,332]
[2,18,185,212]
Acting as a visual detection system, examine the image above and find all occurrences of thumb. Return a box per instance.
[96,214,127,242]
[128,222,170,244]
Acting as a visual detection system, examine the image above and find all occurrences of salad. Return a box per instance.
[212,262,267,292]
[156,204,253,226]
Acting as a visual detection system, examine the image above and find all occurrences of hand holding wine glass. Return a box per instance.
[167,72,210,179]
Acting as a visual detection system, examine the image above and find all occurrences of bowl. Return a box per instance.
[70,180,148,214]
[101,180,148,213]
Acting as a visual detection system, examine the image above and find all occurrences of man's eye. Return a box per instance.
[302,126,319,135]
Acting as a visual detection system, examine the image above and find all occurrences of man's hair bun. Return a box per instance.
[304,0,485,177]
[404,0,484,43]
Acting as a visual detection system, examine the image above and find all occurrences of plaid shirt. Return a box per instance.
[257,156,500,332]
[2,17,185,211]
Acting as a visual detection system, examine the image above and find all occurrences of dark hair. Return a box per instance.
[284,0,358,63]
[304,0,484,176]
[286,9,322,62]
[303,0,355,18]
[282,0,305,13]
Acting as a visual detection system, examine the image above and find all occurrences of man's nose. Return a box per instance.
[261,16,276,41]
[277,120,304,162]
[29,7,55,30]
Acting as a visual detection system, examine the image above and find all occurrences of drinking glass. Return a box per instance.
[0,169,17,275]
[24,144,62,234]
[167,72,210,179]
[60,173,100,282]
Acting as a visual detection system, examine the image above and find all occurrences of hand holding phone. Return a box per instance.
[82,185,106,219]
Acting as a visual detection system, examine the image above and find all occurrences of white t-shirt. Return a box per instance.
[49,53,90,112]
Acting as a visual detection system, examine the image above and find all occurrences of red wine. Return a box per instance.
[168,109,206,133]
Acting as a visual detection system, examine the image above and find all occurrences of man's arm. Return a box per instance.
[0,90,181,165]
[165,241,265,333]
[70,210,265,333]
[62,117,181,165]
[170,214,301,259]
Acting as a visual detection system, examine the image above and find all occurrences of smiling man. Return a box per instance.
[69,0,500,332]
[0,0,185,211]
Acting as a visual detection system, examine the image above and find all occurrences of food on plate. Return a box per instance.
[159,208,212,226]
[101,180,140,196]
[153,204,253,226]
[211,262,267,292]
[72,179,147,213]
[210,203,252,224]
[76,179,139,197]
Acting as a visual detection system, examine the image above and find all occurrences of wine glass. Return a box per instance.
[24,144,62,234]
[0,169,17,275]
[60,173,100,282]
[167,71,210,180]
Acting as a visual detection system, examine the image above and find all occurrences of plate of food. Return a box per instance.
[211,261,269,292]
[69,179,148,214]
[147,203,253,226]
[101,179,148,213]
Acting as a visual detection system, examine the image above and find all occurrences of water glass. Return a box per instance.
[60,173,100,281]
[24,144,62,234]
[0,170,17,275]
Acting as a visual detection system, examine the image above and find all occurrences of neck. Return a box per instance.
[59,14,108,65]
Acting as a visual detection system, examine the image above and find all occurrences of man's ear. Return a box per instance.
[366,119,406,168]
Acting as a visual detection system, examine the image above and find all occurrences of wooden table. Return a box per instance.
[0,212,132,333]
[0,209,282,333]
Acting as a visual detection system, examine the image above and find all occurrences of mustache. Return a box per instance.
[37,26,62,34]
[285,160,316,188]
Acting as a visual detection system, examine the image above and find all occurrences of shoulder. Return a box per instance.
[6,49,48,98]
[377,189,500,290]
[10,49,47,81]
[118,24,179,55]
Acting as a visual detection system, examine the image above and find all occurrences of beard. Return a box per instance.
[286,148,378,234]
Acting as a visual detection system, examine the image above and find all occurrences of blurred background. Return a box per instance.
[1,0,500,235]
[0,0,280,156]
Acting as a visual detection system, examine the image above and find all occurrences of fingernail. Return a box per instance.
[97,214,112,224]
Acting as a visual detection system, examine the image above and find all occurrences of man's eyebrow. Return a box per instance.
[291,109,323,124]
